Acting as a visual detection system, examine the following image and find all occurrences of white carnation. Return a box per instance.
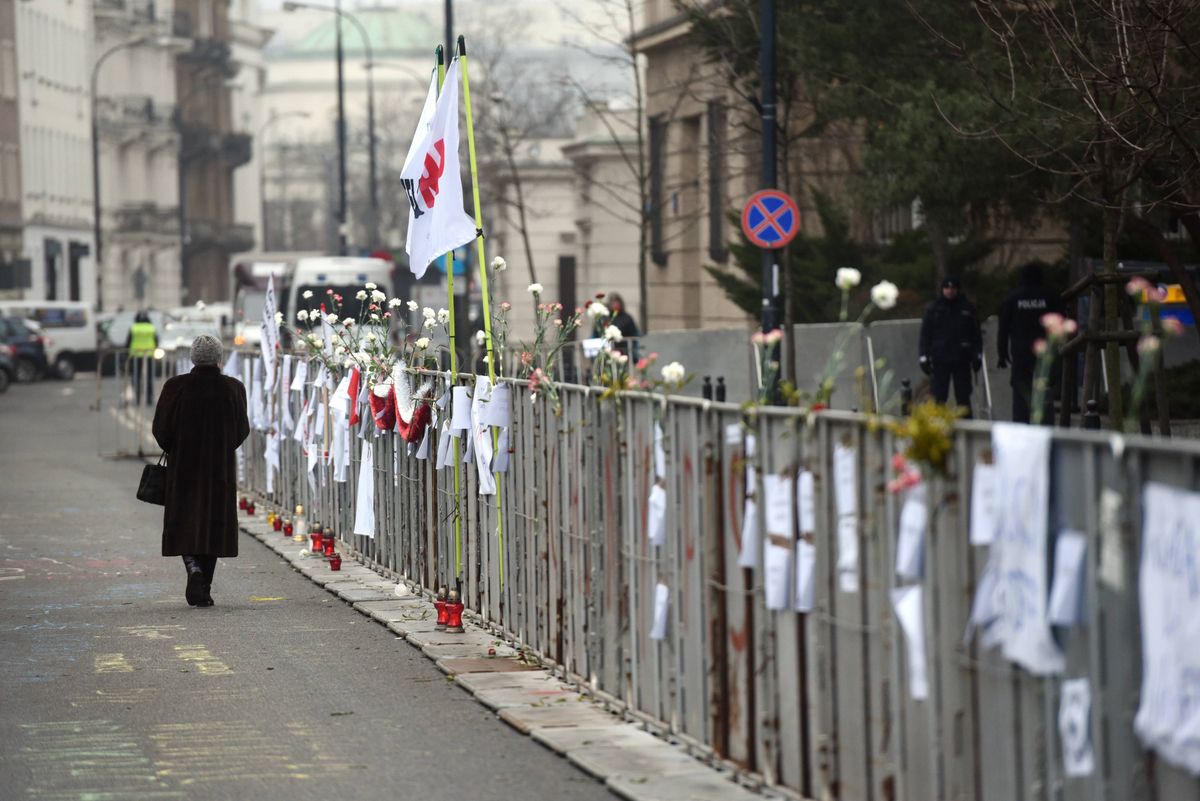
[527,282,543,295]
[388,298,403,308]
[302,290,314,299]
[423,317,436,330]
[870,280,899,310]
[414,337,430,350]
[355,290,368,301]
[325,312,338,325]
[297,309,309,322]
[586,301,609,319]
[603,324,623,342]
[371,289,387,303]
[835,267,862,291]
[475,330,486,346]
[437,308,450,324]
[342,317,355,327]
[491,256,507,272]
[365,282,377,291]
[422,306,436,319]
[274,311,283,326]
[660,361,686,384]
[406,300,419,312]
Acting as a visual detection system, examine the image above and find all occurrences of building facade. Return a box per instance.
[174,0,254,304]
[93,0,183,312]
[228,0,272,252]
[15,0,95,305]
[0,0,23,289]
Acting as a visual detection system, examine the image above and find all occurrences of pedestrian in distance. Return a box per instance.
[125,310,157,405]
[152,335,250,607]
[596,292,640,358]
[997,261,1062,423]
[918,277,982,417]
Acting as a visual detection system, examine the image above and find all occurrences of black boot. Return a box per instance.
[198,557,217,606]
[182,556,206,606]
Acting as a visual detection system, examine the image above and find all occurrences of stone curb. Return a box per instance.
[238,515,783,801]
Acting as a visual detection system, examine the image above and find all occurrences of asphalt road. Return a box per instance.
[0,376,617,801]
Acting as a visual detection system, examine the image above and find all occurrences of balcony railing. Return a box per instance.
[97,96,176,134]
[184,220,254,254]
[115,203,178,235]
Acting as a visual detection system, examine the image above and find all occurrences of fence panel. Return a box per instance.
[232,353,1200,801]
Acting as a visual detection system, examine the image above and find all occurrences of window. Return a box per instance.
[649,115,666,266]
[707,101,727,262]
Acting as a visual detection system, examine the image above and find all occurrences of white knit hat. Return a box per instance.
[190,334,223,366]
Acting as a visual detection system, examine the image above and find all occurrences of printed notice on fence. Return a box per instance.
[796,469,816,535]
[647,484,667,547]
[1134,482,1200,775]
[1059,678,1095,777]
[895,487,927,581]
[738,498,759,569]
[891,585,928,700]
[834,442,859,592]
[969,461,998,545]
[762,475,794,610]
[654,422,666,480]
[650,582,669,641]
[795,540,816,613]
[974,423,1063,675]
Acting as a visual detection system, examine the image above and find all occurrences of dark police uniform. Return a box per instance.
[919,281,982,415]
[998,263,1061,423]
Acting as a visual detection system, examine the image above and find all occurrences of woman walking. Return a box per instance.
[152,335,249,606]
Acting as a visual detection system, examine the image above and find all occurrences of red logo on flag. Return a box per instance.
[419,140,446,208]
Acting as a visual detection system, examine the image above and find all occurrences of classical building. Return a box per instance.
[14,0,95,304]
[259,5,439,255]
[228,0,272,252]
[174,0,254,304]
[0,0,22,287]
[93,0,184,311]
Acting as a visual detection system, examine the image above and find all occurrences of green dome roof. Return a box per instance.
[276,7,440,60]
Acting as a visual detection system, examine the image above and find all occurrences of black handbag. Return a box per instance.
[137,454,167,505]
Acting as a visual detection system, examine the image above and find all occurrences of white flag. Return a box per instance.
[403,71,438,259]
[401,59,477,279]
[259,275,278,387]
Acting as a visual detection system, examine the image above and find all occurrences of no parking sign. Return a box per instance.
[741,189,800,249]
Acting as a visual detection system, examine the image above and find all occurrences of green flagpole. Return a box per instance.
[457,36,505,590]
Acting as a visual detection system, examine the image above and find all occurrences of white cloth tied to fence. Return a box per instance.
[449,386,472,434]
[647,484,667,547]
[650,582,669,641]
[891,584,929,700]
[353,439,375,538]
[971,423,1063,676]
[834,442,859,593]
[470,376,496,495]
[895,485,927,581]
[1134,481,1200,775]
[290,359,307,392]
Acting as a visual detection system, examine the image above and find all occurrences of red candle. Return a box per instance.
[311,531,324,553]
[246,502,255,516]
[272,516,282,531]
[329,554,342,571]
[322,538,335,557]
[445,591,464,633]
[283,520,293,536]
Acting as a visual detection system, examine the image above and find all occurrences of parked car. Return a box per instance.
[0,342,15,393]
[0,315,49,382]
[0,301,97,379]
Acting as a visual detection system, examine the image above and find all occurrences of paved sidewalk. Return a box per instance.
[238,513,772,801]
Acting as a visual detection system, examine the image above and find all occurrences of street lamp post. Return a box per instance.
[284,0,378,253]
[91,36,152,312]
[258,111,311,250]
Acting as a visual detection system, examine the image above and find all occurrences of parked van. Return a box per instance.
[0,300,97,378]
[287,256,394,329]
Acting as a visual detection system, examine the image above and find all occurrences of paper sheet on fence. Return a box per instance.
[1047,530,1086,626]
[763,474,793,610]
[1133,482,1200,775]
[796,469,816,535]
[969,462,998,545]
[481,384,511,428]
[353,439,375,537]
[978,423,1062,675]
[737,498,759,568]
[290,359,307,392]
[795,540,816,613]
[470,376,496,496]
[891,585,929,700]
[493,427,510,473]
[1059,678,1095,777]
[279,356,294,434]
[837,516,859,593]
[416,423,431,460]
[895,488,927,581]
[654,423,666,480]
[647,484,667,546]
[435,421,452,470]
[649,582,669,641]
[834,442,857,517]
[449,386,472,433]
[250,359,265,430]
[223,350,241,382]
[333,414,349,483]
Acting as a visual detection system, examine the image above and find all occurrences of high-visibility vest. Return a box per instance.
[129,322,157,357]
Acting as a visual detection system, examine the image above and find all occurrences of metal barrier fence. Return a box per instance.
[93,347,187,459]
[234,355,1198,801]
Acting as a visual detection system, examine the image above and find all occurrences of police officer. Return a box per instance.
[125,310,158,405]
[918,277,982,416]
[997,261,1061,423]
